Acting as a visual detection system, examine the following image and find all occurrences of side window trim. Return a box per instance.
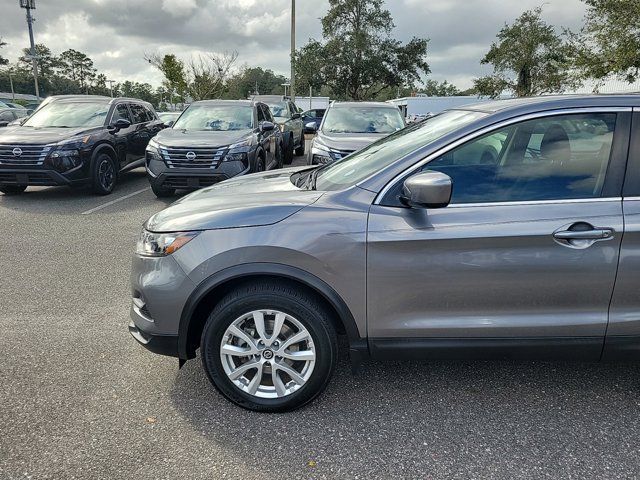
[375,107,633,207]
[108,102,130,125]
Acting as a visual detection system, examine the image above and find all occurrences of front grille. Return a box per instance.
[0,144,51,167]
[0,171,57,186]
[329,148,355,161]
[162,175,226,189]
[160,146,227,169]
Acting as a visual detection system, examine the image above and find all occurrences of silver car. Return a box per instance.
[130,95,640,412]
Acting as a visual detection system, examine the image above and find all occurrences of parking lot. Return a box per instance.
[2,143,640,480]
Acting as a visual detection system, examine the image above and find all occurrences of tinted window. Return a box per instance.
[266,102,290,119]
[112,104,132,123]
[143,106,156,122]
[130,104,148,124]
[314,110,486,191]
[263,105,274,123]
[0,110,15,122]
[322,106,405,134]
[424,113,617,203]
[23,101,109,128]
[173,104,253,131]
[257,105,266,123]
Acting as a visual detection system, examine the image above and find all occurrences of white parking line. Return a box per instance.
[81,187,150,215]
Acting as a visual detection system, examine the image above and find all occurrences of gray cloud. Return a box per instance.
[0,0,587,90]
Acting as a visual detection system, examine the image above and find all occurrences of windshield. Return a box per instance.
[322,106,405,134]
[314,109,487,191]
[266,102,289,119]
[173,105,253,131]
[158,112,180,122]
[23,101,109,128]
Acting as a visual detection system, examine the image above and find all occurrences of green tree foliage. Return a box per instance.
[58,49,97,90]
[474,7,574,98]
[295,0,429,100]
[0,38,8,66]
[224,66,288,99]
[18,44,61,78]
[145,53,188,102]
[569,0,640,83]
[420,79,461,96]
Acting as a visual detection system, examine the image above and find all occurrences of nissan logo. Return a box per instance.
[185,151,196,160]
[12,147,22,157]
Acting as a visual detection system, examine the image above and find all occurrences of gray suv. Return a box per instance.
[130,95,640,412]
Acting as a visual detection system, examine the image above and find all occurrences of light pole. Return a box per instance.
[107,80,115,97]
[290,0,295,102]
[19,0,40,99]
[8,71,15,101]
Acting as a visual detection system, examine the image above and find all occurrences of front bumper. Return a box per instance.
[128,321,179,358]
[0,168,75,186]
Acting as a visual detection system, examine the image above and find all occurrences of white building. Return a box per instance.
[388,95,488,117]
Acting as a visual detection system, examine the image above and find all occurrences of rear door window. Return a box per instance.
[130,104,148,124]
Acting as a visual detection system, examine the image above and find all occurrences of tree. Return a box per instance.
[569,0,640,84]
[18,44,61,78]
[295,0,429,100]
[186,51,237,101]
[474,7,574,98]
[224,66,288,99]
[58,49,97,91]
[420,79,461,96]
[0,38,8,66]
[145,53,188,103]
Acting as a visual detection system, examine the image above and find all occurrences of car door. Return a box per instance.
[367,108,631,359]
[289,101,303,145]
[259,104,279,166]
[109,103,136,168]
[605,108,640,358]
[128,103,153,161]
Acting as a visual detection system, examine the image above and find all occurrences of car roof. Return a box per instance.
[331,101,399,109]
[458,94,640,114]
[46,95,154,107]
[191,99,254,107]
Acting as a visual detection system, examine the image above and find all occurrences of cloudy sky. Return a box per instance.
[0,0,587,90]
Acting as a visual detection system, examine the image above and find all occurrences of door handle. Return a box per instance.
[553,228,614,240]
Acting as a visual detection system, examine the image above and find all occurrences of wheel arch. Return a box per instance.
[177,263,367,361]
[91,143,118,169]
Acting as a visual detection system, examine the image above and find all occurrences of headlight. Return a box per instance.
[229,137,254,149]
[311,142,331,157]
[136,230,200,257]
[48,144,82,171]
[147,138,160,150]
[50,149,79,158]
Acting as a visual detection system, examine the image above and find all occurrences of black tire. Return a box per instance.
[276,140,285,169]
[91,153,117,195]
[150,182,175,198]
[283,134,294,165]
[200,281,338,412]
[0,185,27,195]
[254,153,265,173]
[294,132,305,156]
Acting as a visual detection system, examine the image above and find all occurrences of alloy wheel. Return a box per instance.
[219,309,316,399]
[98,158,115,190]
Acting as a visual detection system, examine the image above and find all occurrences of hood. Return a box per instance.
[145,166,321,232]
[0,125,103,145]
[316,131,386,152]
[155,128,252,148]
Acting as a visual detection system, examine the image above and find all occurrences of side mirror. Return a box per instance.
[0,121,9,128]
[164,120,175,128]
[304,121,317,133]
[110,118,131,131]
[400,170,452,208]
[292,112,301,120]
[260,121,275,132]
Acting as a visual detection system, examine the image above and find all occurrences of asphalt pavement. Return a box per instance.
[2,146,640,479]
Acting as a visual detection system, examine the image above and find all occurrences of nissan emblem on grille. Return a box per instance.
[185,151,196,160]
[12,147,23,157]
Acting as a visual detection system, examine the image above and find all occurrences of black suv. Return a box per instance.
[145,100,284,197]
[0,95,163,195]
[251,95,304,164]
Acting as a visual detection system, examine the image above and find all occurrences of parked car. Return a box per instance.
[145,99,284,197]
[301,108,326,132]
[252,95,304,164]
[157,111,181,126]
[130,95,640,412]
[0,95,163,195]
[307,101,405,165]
[0,107,28,127]
[4,102,28,113]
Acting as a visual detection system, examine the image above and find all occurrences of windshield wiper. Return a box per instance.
[308,167,320,190]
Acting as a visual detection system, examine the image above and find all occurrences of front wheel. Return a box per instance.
[91,153,117,195]
[0,185,27,195]
[200,281,338,412]
[283,135,294,165]
[294,133,305,156]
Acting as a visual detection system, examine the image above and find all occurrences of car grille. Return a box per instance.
[162,175,226,189]
[160,146,227,169]
[0,171,57,186]
[0,144,51,167]
[329,148,355,161]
